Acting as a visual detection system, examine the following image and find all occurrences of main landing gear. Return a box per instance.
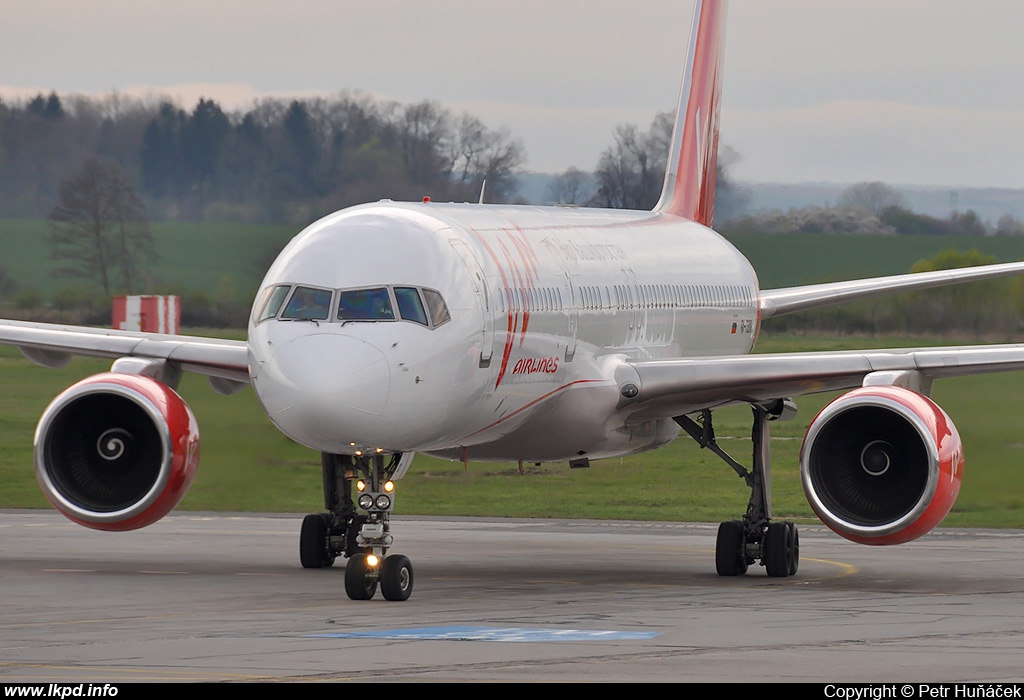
[675,402,800,578]
[299,452,415,601]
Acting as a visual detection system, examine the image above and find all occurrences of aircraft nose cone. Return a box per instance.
[256,333,391,449]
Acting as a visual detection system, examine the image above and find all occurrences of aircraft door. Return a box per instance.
[450,239,494,367]
[563,271,578,362]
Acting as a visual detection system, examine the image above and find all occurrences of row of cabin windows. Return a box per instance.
[498,283,755,313]
[255,284,451,328]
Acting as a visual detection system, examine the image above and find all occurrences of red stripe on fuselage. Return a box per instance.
[471,229,517,388]
[466,378,608,439]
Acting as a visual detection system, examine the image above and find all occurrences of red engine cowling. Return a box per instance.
[34,373,200,531]
[800,385,963,546]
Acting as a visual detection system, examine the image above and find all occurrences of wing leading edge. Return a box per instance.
[621,344,1024,421]
[0,319,249,386]
[760,261,1024,319]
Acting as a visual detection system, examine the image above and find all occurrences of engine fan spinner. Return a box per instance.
[800,386,963,545]
[34,373,200,531]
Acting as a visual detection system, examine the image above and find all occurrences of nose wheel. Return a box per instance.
[301,452,415,600]
[344,552,414,601]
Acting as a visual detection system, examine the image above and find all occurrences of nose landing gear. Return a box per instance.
[299,452,415,600]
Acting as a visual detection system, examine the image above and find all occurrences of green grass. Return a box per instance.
[724,232,1024,288]
[6,220,1024,303]
[0,219,296,301]
[4,219,1024,526]
[3,333,1024,527]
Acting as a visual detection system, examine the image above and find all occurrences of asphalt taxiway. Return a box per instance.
[2,510,1024,682]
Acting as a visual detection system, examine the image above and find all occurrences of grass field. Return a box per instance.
[0,220,295,302]
[3,219,1024,527]
[724,232,1024,287]
[6,218,1024,303]
[3,333,1023,528]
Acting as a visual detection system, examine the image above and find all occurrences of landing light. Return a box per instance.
[356,480,367,492]
[366,554,380,568]
[383,481,395,493]
[358,494,374,510]
[375,494,391,510]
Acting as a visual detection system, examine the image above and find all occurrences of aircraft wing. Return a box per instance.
[0,319,250,386]
[621,344,1024,421]
[760,261,1024,319]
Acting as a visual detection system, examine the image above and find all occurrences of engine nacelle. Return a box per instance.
[800,385,963,546]
[34,373,200,531]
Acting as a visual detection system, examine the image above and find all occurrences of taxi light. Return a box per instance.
[375,447,384,454]
[358,494,374,510]
[375,494,391,510]
[366,554,380,567]
[356,480,366,492]
[383,481,395,493]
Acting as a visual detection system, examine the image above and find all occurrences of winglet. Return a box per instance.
[654,0,728,226]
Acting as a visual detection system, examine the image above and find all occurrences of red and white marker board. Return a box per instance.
[112,295,180,334]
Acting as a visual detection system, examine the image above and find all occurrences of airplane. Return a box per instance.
[5,0,1024,601]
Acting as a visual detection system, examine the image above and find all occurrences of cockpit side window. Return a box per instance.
[256,284,292,323]
[338,287,395,321]
[394,287,428,326]
[280,286,333,320]
[422,288,451,327]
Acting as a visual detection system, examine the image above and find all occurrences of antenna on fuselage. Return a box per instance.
[478,179,487,204]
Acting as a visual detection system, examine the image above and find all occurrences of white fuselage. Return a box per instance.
[247,201,760,462]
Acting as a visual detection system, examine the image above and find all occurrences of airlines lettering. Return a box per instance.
[511,357,559,375]
[544,240,627,263]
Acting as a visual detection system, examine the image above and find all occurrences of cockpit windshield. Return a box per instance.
[257,283,449,329]
[280,286,333,321]
[394,287,428,326]
[338,287,395,321]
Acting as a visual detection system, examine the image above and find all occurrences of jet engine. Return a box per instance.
[800,385,963,546]
[34,373,200,531]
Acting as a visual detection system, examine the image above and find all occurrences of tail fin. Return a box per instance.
[654,0,728,226]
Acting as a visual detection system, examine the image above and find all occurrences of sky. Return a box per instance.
[4,0,1024,188]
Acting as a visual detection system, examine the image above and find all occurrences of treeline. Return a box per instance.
[0,92,525,223]
[547,112,750,222]
[725,181,1024,237]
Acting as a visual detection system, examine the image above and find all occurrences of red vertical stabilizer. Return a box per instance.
[654,0,728,226]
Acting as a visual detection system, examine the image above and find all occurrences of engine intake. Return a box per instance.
[35,373,200,531]
[800,386,963,545]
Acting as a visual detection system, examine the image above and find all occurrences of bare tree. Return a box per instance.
[592,123,661,209]
[548,166,594,204]
[447,114,525,203]
[839,181,906,217]
[50,158,156,295]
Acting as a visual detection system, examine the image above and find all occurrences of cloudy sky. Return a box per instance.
[5,0,1024,188]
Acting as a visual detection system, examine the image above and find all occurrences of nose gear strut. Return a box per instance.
[299,452,414,601]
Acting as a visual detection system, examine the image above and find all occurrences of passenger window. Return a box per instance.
[395,287,428,326]
[256,284,291,323]
[338,288,395,321]
[422,288,451,326]
[280,286,332,320]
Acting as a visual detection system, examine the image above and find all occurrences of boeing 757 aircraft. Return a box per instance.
[4,0,1024,601]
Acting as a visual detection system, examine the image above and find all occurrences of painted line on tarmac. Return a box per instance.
[311,626,660,642]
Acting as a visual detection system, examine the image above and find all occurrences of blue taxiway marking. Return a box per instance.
[311,626,659,642]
